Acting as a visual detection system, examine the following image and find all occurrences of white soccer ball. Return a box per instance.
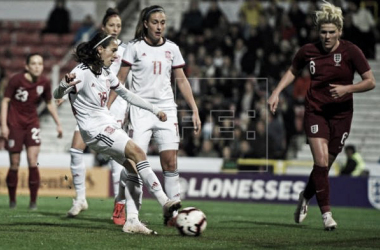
[176,207,207,236]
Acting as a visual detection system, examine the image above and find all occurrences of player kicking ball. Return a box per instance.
[54,32,181,234]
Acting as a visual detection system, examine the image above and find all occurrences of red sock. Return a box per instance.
[6,169,18,203]
[29,167,40,203]
[303,169,315,200]
[311,164,330,214]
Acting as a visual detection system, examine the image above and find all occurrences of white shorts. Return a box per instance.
[84,124,131,166]
[128,106,179,153]
[109,96,128,128]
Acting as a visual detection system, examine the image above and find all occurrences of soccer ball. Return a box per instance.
[176,207,207,236]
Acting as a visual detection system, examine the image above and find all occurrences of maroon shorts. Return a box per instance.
[303,111,352,155]
[5,125,41,153]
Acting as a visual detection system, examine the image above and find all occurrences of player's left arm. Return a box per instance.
[46,100,63,138]
[330,70,376,98]
[173,68,201,135]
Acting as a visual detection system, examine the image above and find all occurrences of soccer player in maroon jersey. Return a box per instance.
[1,53,63,210]
[268,1,375,230]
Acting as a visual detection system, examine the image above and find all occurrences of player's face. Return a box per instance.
[319,23,342,52]
[144,12,166,44]
[25,55,44,78]
[100,40,119,67]
[102,15,122,38]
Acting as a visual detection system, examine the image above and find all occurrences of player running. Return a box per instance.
[268,0,375,230]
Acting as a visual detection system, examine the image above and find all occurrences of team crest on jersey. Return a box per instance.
[8,139,15,148]
[368,177,380,210]
[104,126,115,135]
[36,86,44,95]
[311,125,318,134]
[165,51,171,60]
[341,132,349,145]
[334,54,341,66]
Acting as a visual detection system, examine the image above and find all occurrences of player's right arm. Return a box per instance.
[268,67,297,114]
[1,97,10,140]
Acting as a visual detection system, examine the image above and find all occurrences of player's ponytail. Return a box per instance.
[74,32,116,71]
[102,7,120,26]
[315,0,343,30]
[134,5,165,40]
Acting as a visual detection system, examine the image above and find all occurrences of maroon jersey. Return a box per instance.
[292,40,370,116]
[4,73,52,129]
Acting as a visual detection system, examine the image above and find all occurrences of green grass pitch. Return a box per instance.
[1,195,380,250]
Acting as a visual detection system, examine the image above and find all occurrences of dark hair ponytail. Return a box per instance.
[102,7,120,26]
[134,5,165,40]
[74,32,116,72]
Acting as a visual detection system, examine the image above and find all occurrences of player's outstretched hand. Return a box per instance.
[157,111,167,122]
[61,73,81,87]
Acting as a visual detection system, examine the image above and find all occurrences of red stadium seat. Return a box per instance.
[19,21,44,32]
[9,46,27,57]
[42,34,60,45]
[0,32,12,44]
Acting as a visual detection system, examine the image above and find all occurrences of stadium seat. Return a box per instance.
[19,21,44,32]
[42,34,60,45]
[0,32,12,44]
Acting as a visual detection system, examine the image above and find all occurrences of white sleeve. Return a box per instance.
[114,84,160,115]
[122,42,135,66]
[172,44,185,68]
[54,66,85,99]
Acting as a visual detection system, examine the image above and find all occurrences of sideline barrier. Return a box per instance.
[234,159,340,176]
[0,167,110,198]
[143,172,380,210]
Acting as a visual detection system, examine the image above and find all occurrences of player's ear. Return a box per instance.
[144,20,148,29]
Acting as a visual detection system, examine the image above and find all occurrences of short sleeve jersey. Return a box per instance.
[292,40,370,115]
[109,39,127,75]
[123,38,185,108]
[68,64,120,142]
[4,73,52,129]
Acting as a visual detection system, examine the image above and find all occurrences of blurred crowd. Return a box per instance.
[150,0,379,163]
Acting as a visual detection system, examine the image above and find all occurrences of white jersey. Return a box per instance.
[123,38,185,108]
[109,40,128,126]
[68,64,120,142]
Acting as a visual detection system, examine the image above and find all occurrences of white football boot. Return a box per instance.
[67,199,88,217]
[122,218,157,235]
[294,191,309,223]
[322,212,337,231]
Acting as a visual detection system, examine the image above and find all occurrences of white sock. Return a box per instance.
[70,148,86,200]
[163,170,181,201]
[136,160,168,206]
[110,159,124,199]
[115,168,127,203]
[125,172,142,215]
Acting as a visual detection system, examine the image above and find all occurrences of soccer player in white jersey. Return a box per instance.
[113,5,201,226]
[62,9,129,224]
[54,32,181,235]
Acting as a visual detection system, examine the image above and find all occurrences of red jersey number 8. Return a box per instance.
[310,61,316,75]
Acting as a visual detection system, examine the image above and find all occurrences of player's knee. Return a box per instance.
[162,158,177,171]
[128,146,147,163]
